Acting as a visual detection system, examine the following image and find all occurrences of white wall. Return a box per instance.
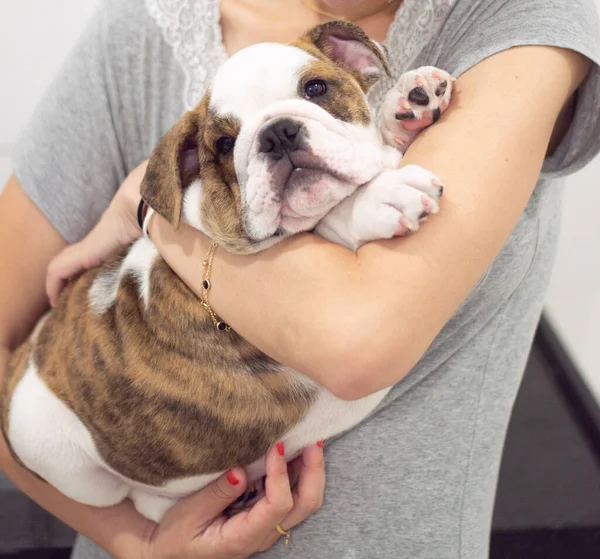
[0,0,100,187]
[1,1,599,405]
[546,162,600,402]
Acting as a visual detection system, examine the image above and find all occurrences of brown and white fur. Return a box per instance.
[0,21,453,523]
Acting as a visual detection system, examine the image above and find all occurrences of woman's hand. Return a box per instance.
[144,443,325,559]
[46,160,148,306]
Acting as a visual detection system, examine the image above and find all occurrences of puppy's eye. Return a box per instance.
[216,137,235,155]
[304,79,327,99]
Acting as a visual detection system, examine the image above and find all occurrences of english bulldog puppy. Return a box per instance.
[0,21,453,523]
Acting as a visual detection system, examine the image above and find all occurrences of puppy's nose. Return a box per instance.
[408,86,429,106]
[259,119,302,156]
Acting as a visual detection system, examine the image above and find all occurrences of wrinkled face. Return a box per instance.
[141,21,390,253]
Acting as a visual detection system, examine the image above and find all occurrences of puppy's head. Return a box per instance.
[141,21,391,253]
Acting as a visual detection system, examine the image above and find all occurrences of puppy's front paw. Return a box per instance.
[380,66,455,151]
[353,165,443,244]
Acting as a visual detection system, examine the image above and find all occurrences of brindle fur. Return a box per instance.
[1,251,315,486]
[0,341,36,475]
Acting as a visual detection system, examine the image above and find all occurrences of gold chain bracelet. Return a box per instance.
[200,241,231,332]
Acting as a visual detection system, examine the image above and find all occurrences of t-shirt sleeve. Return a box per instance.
[430,0,600,178]
[11,0,128,243]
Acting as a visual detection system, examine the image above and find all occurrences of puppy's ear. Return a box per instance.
[140,110,202,228]
[303,21,391,89]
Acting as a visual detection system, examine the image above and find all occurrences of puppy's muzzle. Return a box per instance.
[259,118,305,160]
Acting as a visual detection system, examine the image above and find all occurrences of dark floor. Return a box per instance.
[493,342,600,529]
[2,328,600,559]
[0,554,69,559]
[491,328,600,559]
[490,332,600,557]
[490,528,600,559]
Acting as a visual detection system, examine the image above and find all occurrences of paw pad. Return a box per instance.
[395,110,415,121]
[381,66,455,149]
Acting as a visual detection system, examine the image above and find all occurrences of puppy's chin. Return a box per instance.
[243,163,360,243]
[282,167,350,219]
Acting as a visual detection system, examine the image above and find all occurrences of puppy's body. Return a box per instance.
[1,22,452,522]
[1,239,389,521]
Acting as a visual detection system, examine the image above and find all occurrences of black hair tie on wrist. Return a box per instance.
[137,199,147,231]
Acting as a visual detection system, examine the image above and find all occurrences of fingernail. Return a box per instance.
[316,440,324,448]
[227,469,239,485]
[276,442,285,456]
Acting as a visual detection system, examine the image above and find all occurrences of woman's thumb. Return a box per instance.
[162,468,248,525]
[46,243,86,306]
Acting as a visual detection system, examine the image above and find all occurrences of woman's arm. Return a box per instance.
[150,45,592,400]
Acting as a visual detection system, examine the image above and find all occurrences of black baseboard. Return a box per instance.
[536,314,600,465]
[491,527,600,559]
[4,529,600,559]
[0,551,71,559]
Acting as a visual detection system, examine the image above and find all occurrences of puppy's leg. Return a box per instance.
[380,66,455,152]
[48,466,130,508]
[7,364,130,507]
[130,490,178,523]
[315,165,443,251]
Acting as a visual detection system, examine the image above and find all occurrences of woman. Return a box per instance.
[2,0,600,557]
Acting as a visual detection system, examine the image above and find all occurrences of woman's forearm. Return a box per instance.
[0,347,150,559]
[149,215,377,398]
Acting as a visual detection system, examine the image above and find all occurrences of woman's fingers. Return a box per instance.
[257,442,325,552]
[289,443,325,516]
[286,453,304,489]
[161,468,248,529]
[149,444,325,558]
[46,161,149,306]
[46,243,89,306]
[146,468,250,559]
[46,206,141,306]
[221,444,294,550]
[246,443,295,525]
[46,236,106,306]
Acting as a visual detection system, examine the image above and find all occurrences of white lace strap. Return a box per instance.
[145,0,228,110]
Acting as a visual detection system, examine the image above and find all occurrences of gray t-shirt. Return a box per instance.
[11,0,600,558]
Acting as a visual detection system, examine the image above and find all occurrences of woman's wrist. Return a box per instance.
[147,213,213,288]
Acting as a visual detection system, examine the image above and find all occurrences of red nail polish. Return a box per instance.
[316,440,324,448]
[227,469,239,485]
[276,441,285,456]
